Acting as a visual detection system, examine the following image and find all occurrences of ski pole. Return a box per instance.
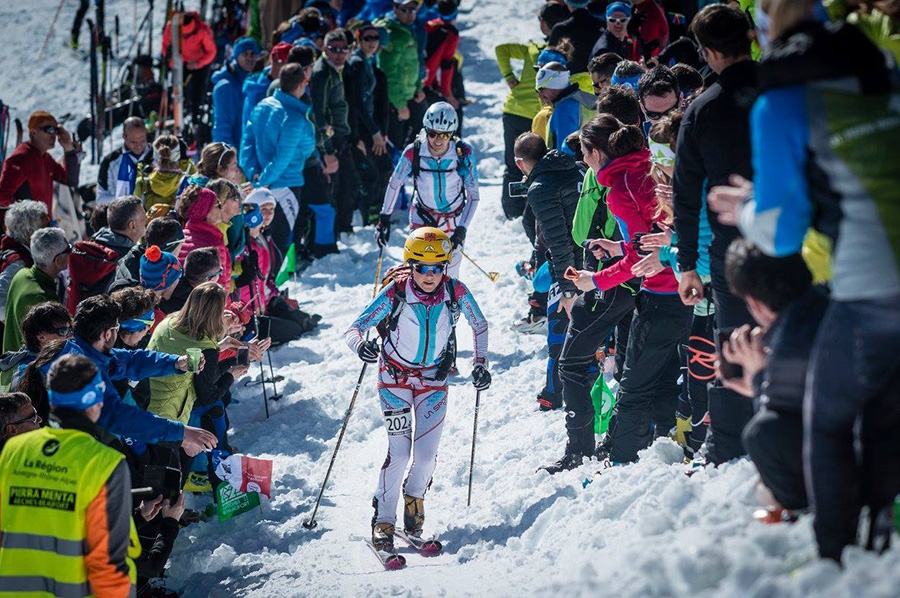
[459,250,499,283]
[38,0,67,62]
[373,246,385,296]
[303,360,368,530]
[467,389,482,507]
[253,314,270,419]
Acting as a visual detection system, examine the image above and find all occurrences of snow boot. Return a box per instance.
[372,523,396,552]
[539,451,587,475]
[403,495,425,536]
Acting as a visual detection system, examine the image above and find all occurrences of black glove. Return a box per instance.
[472,365,491,391]
[627,9,647,39]
[357,339,381,363]
[450,226,467,249]
[375,214,391,248]
[234,250,260,287]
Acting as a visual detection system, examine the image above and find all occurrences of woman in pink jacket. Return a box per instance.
[177,183,240,291]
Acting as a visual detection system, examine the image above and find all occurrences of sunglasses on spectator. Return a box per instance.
[205,267,224,281]
[8,408,40,427]
[361,35,380,42]
[39,125,60,135]
[397,5,418,13]
[54,244,72,261]
[426,130,452,140]
[607,17,629,24]
[217,143,236,169]
[413,263,445,275]
[217,193,241,209]
[592,78,609,91]
[52,326,73,337]
[642,103,678,121]
[327,45,350,54]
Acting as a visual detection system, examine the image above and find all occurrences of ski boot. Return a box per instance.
[403,495,425,537]
[512,312,547,335]
[372,523,396,552]
[539,451,587,475]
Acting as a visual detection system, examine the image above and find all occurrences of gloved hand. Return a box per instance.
[472,365,491,390]
[357,339,381,363]
[450,226,467,249]
[375,214,392,248]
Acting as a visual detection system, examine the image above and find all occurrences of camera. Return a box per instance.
[237,346,250,366]
[140,465,182,501]
[508,181,528,197]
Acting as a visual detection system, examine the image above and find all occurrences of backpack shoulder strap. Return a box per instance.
[412,139,422,180]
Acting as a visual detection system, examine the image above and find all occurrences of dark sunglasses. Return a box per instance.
[8,408,40,427]
[413,263,445,275]
[326,45,350,54]
[397,5,418,13]
[52,326,73,337]
[39,125,59,135]
[205,267,224,281]
[592,78,609,91]
[361,35,380,42]
[54,244,73,261]
[642,103,678,121]
[607,17,629,24]
[426,130,452,140]
[217,192,241,209]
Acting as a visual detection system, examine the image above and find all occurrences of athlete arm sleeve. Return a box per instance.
[739,87,812,257]
[85,460,135,598]
[344,286,394,353]
[457,152,480,229]
[381,150,413,215]
[456,283,489,365]
[672,105,704,272]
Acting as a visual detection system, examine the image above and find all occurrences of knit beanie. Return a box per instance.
[140,245,183,291]
[606,2,632,18]
[233,37,263,58]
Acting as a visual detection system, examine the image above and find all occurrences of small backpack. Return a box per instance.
[65,241,120,314]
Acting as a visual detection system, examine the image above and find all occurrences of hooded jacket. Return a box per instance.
[161,10,216,70]
[592,147,678,294]
[738,21,900,301]
[178,191,232,290]
[96,145,153,205]
[42,335,185,444]
[242,67,274,138]
[3,265,61,353]
[92,227,136,258]
[212,61,254,150]
[240,90,317,190]
[525,150,584,294]
[0,142,79,217]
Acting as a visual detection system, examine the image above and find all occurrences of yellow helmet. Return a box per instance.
[403,227,452,264]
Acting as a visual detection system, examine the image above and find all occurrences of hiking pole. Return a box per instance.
[303,360,368,529]
[459,250,499,283]
[38,0,67,62]
[253,313,270,419]
[304,247,384,529]
[467,389,482,507]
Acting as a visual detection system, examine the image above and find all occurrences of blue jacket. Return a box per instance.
[548,87,594,155]
[212,61,252,150]
[241,67,274,141]
[240,90,317,189]
[43,336,185,444]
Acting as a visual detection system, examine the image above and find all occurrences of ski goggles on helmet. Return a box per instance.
[426,130,452,140]
[412,263,446,275]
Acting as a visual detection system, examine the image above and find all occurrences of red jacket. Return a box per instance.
[0,142,78,218]
[635,0,669,58]
[591,147,678,294]
[161,11,216,70]
[424,19,460,99]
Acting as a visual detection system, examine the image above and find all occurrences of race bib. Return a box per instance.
[383,407,412,436]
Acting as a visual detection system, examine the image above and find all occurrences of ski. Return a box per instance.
[364,539,406,570]
[394,530,443,556]
[170,5,184,136]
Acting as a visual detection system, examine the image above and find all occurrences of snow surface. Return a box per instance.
[5,0,900,596]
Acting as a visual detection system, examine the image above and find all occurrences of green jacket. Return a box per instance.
[495,41,543,120]
[310,56,350,155]
[3,265,59,353]
[826,0,900,63]
[146,315,218,424]
[375,16,424,109]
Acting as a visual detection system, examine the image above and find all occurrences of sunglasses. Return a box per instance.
[413,263,445,275]
[642,103,678,121]
[205,267,224,281]
[426,130,452,140]
[8,408,40,427]
[217,193,241,209]
[397,5,418,13]
[592,78,609,91]
[361,35,380,42]
[608,17,629,24]
[54,244,73,262]
[326,45,350,54]
[39,125,59,135]
[53,326,73,337]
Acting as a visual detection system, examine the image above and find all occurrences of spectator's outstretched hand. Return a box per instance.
[632,248,665,278]
[182,426,217,456]
[708,175,753,227]
[139,495,164,522]
[175,354,205,372]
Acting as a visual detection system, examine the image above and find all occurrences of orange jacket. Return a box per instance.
[161,10,217,70]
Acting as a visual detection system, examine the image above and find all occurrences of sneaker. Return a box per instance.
[512,313,547,335]
[403,495,425,536]
[539,452,587,475]
[372,523,396,552]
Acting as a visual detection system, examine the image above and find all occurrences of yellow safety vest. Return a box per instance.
[0,427,138,597]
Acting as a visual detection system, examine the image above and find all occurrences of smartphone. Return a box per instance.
[508,181,529,197]
[715,328,744,380]
[257,315,271,340]
[143,465,182,501]
[237,346,250,366]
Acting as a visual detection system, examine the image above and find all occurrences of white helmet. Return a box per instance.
[423,102,458,133]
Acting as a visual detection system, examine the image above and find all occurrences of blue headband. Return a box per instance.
[606,2,632,18]
[48,370,106,410]
[120,308,155,333]
[535,49,568,69]
[611,72,641,92]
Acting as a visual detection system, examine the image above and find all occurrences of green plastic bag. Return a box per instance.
[275,243,296,287]
[590,374,616,435]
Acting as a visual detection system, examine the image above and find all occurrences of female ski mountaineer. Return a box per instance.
[345,227,491,554]
[375,102,480,278]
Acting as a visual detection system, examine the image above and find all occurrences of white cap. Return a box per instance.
[535,63,570,91]
[244,187,276,207]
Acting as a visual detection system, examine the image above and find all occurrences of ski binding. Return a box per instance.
[364,539,406,570]
[395,530,443,556]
